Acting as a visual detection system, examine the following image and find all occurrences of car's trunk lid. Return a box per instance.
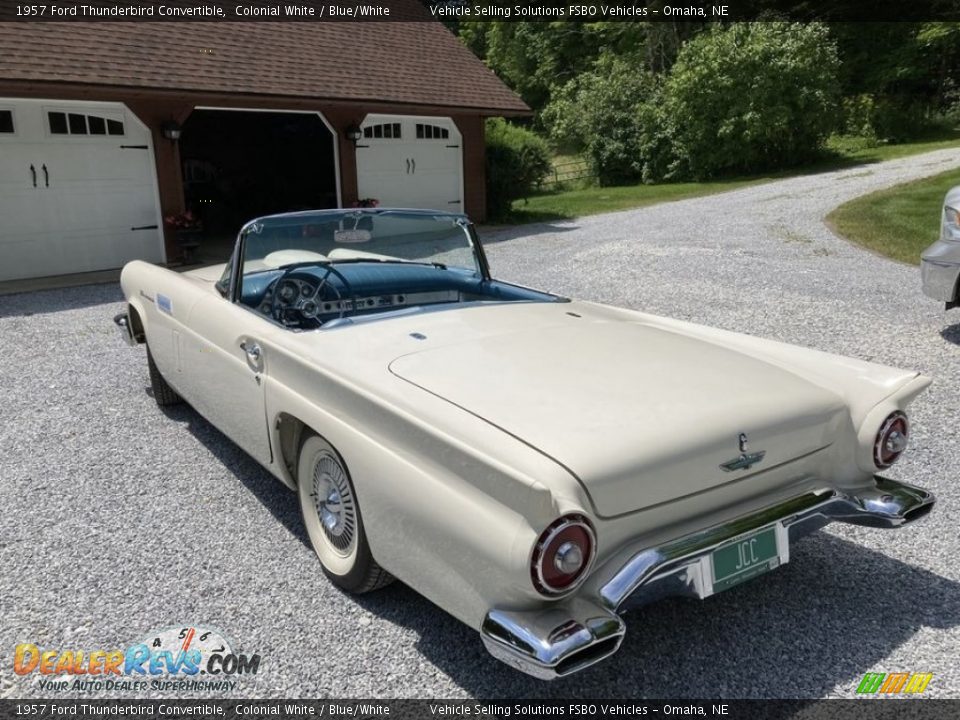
[388,318,847,517]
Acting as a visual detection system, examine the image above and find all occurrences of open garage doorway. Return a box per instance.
[179,109,339,236]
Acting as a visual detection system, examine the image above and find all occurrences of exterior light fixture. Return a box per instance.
[345,124,363,144]
[161,121,182,141]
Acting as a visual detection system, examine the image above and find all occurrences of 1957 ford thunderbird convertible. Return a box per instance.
[116,208,935,679]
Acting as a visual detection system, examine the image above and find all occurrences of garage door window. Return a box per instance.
[48,111,124,136]
[0,110,13,133]
[363,122,401,139]
[416,123,449,140]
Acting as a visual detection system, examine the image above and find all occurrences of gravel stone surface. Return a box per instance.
[2,148,959,699]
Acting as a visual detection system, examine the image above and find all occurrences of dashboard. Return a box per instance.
[237,262,562,330]
[259,275,459,326]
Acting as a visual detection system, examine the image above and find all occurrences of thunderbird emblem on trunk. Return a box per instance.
[720,433,766,472]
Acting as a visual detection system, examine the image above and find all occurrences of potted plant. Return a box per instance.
[164,210,203,264]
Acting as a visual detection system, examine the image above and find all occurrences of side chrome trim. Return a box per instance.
[480,475,934,679]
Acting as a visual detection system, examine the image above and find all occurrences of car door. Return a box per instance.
[178,290,274,468]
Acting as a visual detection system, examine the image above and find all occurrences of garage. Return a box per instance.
[0,22,530,283]
[356,114,463,211]
[0,98,162,282]
[179,109,340,236]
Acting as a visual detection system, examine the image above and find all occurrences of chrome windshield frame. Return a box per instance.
[229,209,486,303]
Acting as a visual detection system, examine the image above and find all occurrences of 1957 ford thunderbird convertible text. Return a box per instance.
[115,209,935,678]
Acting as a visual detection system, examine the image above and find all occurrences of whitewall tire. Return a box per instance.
[297,434,392,593]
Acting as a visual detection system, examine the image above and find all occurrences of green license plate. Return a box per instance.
[711,525,781,593]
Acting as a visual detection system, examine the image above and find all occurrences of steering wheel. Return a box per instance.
[270,265,356,326]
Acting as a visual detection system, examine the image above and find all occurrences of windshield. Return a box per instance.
[224,208,557,331]
[239,209,481,277]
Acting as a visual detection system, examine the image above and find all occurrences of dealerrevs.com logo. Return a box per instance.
[13,626,261,692]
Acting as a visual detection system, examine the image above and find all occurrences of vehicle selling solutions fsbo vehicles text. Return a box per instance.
[428,5,729,19]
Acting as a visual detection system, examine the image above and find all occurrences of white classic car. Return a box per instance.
[921,184,960,309]
[116,208,935,679]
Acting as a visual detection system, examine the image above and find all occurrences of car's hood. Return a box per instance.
[387,309,849,517]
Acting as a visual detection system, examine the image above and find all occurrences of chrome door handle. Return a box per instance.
[240,340,262,364]
[411,158,416,174]
[29,164,36,187]
[405,158,411,174]
[42,163,49,187]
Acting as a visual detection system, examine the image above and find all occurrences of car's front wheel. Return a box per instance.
[297,434,392,593]
[146,345,183,406]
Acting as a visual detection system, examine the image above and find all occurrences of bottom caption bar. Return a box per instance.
[1,700,958,720]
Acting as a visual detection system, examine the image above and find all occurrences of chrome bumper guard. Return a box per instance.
[481,476,934,680]
[920,255,960,303]
[113,312,136,347]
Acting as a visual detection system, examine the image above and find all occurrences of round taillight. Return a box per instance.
[874,411,909,469]
[531,515,595,596]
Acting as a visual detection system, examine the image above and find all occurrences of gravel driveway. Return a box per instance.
[2,148,959,700]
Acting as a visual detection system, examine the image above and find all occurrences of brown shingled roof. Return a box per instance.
[0,17,529,114]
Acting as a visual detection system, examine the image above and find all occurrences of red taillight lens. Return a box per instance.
[531,515,595,596]
[874,411,909,469]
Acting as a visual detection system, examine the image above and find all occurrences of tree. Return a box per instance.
[460,22,602,111]
[459,21,704,113]
[828,22,960,139]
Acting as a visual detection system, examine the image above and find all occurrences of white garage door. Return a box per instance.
[0,99,163,282]
[355,115,463,211]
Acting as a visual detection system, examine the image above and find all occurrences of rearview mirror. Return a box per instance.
[334,229,372,244]
[335,214,373,243]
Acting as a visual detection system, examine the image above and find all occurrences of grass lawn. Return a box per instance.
[502,177,770,223]
[499,127,960,225]
[826,167,960,265]
[822,129,960,164]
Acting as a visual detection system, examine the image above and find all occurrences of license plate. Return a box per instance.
[711,525,781,593]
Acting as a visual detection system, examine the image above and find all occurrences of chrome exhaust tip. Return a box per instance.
[831,476,936,529]
[480,598,625,680]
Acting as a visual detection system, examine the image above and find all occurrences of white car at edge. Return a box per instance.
[922,184,960,309]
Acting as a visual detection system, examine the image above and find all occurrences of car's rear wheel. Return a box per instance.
[146,345,183,406]
[297,434,392,593]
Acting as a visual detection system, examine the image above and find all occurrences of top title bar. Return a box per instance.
[0,0,958,22]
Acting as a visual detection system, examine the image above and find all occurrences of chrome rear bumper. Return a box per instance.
[480,475,934,679]
[113,312,136,347]
[920,250,960,303]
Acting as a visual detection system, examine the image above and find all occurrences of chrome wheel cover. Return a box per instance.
[311,452,356,555]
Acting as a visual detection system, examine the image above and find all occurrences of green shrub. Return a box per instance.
[663,22,841,180]
[543,25,841,185]
[485,118,551,219]
[870,97,938,142]
[841,94,881,143]
[542,55,662,186]
[840,93,942,144]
